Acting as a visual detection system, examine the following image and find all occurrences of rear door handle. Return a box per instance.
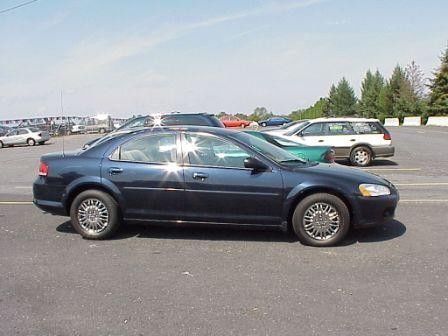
[109,167,123,175]
[318,140,324,143]
[193,172,209,181]
[350,139,356,142]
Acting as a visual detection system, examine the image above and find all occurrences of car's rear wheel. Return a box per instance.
[0,141,3,148]
[350,146,372,167]
[261,122,267,127]
[27,138,36,146]
[70,190,121,239]
[292,193,350,247]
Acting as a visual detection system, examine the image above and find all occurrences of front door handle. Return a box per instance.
[109,167,123,175]
[350,139,356,142]
[193,172,209,181]
[318,140,324,143]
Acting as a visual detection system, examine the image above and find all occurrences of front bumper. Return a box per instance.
[372,145,395,158]
[351,192,399,228]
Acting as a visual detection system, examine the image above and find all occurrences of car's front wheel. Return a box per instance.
[350,146,372,166]
[292,193,350,247]
[70,190,121,239]
[0,141,3,148]
[261,122,267,127]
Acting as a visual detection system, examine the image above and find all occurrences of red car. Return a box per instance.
[220,115,251,128]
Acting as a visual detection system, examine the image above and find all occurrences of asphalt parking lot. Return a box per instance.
[1,127,447,336]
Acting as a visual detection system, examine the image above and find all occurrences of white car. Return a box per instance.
[265,118,394,166]
[0,127,51,148]
[71,124,86,134]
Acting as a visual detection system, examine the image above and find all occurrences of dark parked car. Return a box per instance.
[258,116,292,127]
[116,112,224,132]
[34,127,398,247]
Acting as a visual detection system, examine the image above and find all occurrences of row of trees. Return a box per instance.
[290,45,448,121]
[222,44,448,122]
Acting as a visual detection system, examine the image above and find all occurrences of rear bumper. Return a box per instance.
[33,198,67,216]
[351,192,399,228]
[372,146,395,158]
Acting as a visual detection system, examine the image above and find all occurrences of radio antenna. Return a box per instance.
[60,90,65,156]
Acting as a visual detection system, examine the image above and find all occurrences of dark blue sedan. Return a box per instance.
[33,127,398,246]
[258,117,292,127]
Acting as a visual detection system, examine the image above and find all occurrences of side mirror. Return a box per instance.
[244,157,269,171]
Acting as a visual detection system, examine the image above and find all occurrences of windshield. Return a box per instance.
[266,134,304,147]
[280,120,308,130]
[232,132,306,164]
[285,121,310,136]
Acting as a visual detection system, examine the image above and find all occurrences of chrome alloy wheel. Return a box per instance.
[77,198,109,233]
[353,148,370,165]
[303,202,340,240]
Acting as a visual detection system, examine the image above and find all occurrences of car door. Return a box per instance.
[181,132,284,226]
[101,132,185,221]
[320,122,356,157]
[17,128,30,144]
[292,122,326,146]
[3,129,19,145]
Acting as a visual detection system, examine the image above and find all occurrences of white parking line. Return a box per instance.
[362,168,421,172]
[396,182,448,186]
[400,199,448,203]
[0,201,33,205]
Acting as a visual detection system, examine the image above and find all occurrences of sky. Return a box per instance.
[0,0,447,120]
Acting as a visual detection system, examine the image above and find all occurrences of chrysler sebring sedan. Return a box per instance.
[33,127,398,246]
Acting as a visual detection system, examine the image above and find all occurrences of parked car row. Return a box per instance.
[265,118,394,166]
[34,124,398,246]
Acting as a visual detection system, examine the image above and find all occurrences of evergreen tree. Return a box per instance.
[405,60,426,99]
[428,45,448,116]
[328,78,357,116]
[358,70,384,118]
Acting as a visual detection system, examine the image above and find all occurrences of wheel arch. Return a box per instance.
[64,182,122,215]
[285,186,354,231]
[350,143,374,156]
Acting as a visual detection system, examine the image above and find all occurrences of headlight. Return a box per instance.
[359,184,391,197]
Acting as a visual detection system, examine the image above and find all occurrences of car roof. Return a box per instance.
[308,117,380,123]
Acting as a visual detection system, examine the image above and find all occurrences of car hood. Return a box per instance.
[290,163,393,187]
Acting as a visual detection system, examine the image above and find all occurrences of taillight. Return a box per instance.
[325,149,335,163]
[383,133,391,140]
[38,161,49,176]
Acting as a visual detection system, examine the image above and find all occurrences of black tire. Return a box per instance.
[350,146,372,167]
[261,122,267,127]
[99,128,106,134]
[292,193,350,247]
[27,138,36,146]
[0,140,3,148]
[70,190,121,239]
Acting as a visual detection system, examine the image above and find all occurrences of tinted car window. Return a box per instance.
[184,134,250,168]
[113,133,177,164]
[301,123,324,136]
[351,122,382,134]
[324,122,354,135]
[29,127,40,132]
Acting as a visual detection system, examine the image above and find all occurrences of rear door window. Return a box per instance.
[324,122,354,135]
[112,133,177,164]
